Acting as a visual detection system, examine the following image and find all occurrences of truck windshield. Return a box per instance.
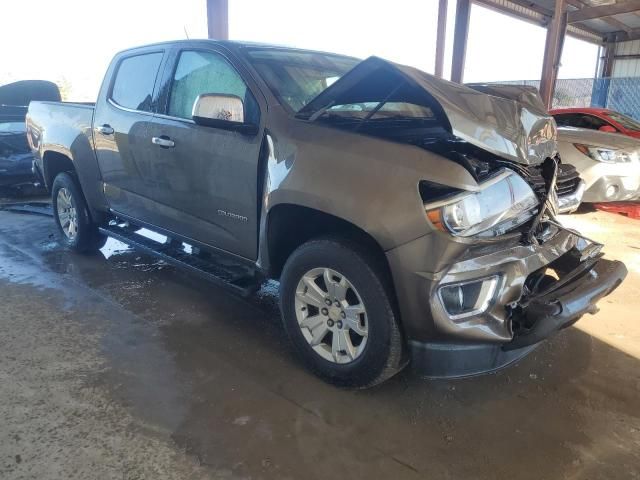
[245,48,359,112]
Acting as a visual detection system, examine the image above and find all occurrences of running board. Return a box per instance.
[99,224,261,297]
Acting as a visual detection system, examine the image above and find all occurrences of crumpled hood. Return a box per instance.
[557,126,640,152]
[298,57,557,165]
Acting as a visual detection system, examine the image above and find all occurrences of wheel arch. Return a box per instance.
[42,150,76,190]
[264,204,395,289]
[44,151,109,225]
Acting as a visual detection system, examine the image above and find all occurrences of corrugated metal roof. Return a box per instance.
[478,0,640,44]
[613,39,640,76]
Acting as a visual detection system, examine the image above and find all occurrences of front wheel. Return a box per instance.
[280,236,406,388]
[52,172,106,253]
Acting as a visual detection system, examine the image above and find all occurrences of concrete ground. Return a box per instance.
[1,205,639,480]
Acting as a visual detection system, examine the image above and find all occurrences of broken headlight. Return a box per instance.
[424,170,539,237]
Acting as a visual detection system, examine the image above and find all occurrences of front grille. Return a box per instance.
[556,164,581,196]
[521,162,581,198]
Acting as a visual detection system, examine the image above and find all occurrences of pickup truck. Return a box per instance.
[26,40,627,387]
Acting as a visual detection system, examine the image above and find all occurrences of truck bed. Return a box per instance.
[26,100,106,213]
[27,100,95,130]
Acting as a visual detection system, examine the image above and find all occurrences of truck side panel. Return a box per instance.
[26,101,109,217]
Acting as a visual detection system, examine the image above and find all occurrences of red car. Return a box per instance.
[550,107,640,139]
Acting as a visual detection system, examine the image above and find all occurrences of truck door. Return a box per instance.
[93,49,165,220]
[146,47,264,260]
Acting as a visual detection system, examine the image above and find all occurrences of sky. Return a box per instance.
[0,0,600,101]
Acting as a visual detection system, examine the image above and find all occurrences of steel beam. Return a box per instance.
[474,0,604,44]
[565,0,634,34]
[600,42,616,77]
[540,0,567,109]
[618,28,640,41]
[474,0,548,27]
[207,0,229,40]
[451,0,471,83]
[568,0,640,24]
[435,0,448,78]
[613,53,640,59]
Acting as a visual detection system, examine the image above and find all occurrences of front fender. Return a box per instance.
[262,118,479,252]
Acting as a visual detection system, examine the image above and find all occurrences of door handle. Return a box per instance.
[96,124,114,135]
[151,136,175,148]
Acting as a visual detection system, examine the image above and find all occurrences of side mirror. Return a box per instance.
[599,125,617,133]
[192,94,258,135]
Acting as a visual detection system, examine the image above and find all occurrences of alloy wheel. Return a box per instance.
[56,187,78,240]
[294,267,369,364]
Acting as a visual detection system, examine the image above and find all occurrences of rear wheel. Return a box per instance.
[52,172,106,253]
[280,236,405,388]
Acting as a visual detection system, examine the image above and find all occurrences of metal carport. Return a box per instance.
[204,0,640,109]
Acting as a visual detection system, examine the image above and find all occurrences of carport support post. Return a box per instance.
[435,0,448,78]
[600,41,616,78]
[451,0,471,83]
[207,0,229,40]
[591,40,615,108]
[539,0,567,110]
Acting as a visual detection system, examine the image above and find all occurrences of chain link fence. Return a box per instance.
[496,77,640,120]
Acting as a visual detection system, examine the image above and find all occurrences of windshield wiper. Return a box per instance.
[353,82,406,132]
[294,100,337,122]
[366,116,434,122]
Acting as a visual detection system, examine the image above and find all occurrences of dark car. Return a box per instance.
[0,118,33,188]
[0,80,60,192]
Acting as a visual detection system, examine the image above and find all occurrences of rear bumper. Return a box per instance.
[31,158,45,186]
[0,153,36,187]
[0,174,35,188]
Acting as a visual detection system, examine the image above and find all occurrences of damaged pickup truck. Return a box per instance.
[26,41,627,387]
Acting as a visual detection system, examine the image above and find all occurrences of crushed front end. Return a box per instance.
[387,156,627,379]
[295,55,626,377]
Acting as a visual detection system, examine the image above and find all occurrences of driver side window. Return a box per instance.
[579,114,610,130]
[168,50,259,123]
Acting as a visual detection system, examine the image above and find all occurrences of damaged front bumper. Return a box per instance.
[387,223,627,378]
[505,254,626,350]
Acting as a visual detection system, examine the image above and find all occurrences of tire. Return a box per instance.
[51,172,106,253]
[280,236,406,388]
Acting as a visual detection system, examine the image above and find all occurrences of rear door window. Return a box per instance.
[111,52,163,112]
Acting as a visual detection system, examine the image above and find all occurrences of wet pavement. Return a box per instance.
[1,207,639,480]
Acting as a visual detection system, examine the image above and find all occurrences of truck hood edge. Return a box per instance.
[298,57,558,166]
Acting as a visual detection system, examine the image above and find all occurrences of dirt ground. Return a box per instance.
[0,206,639,480]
